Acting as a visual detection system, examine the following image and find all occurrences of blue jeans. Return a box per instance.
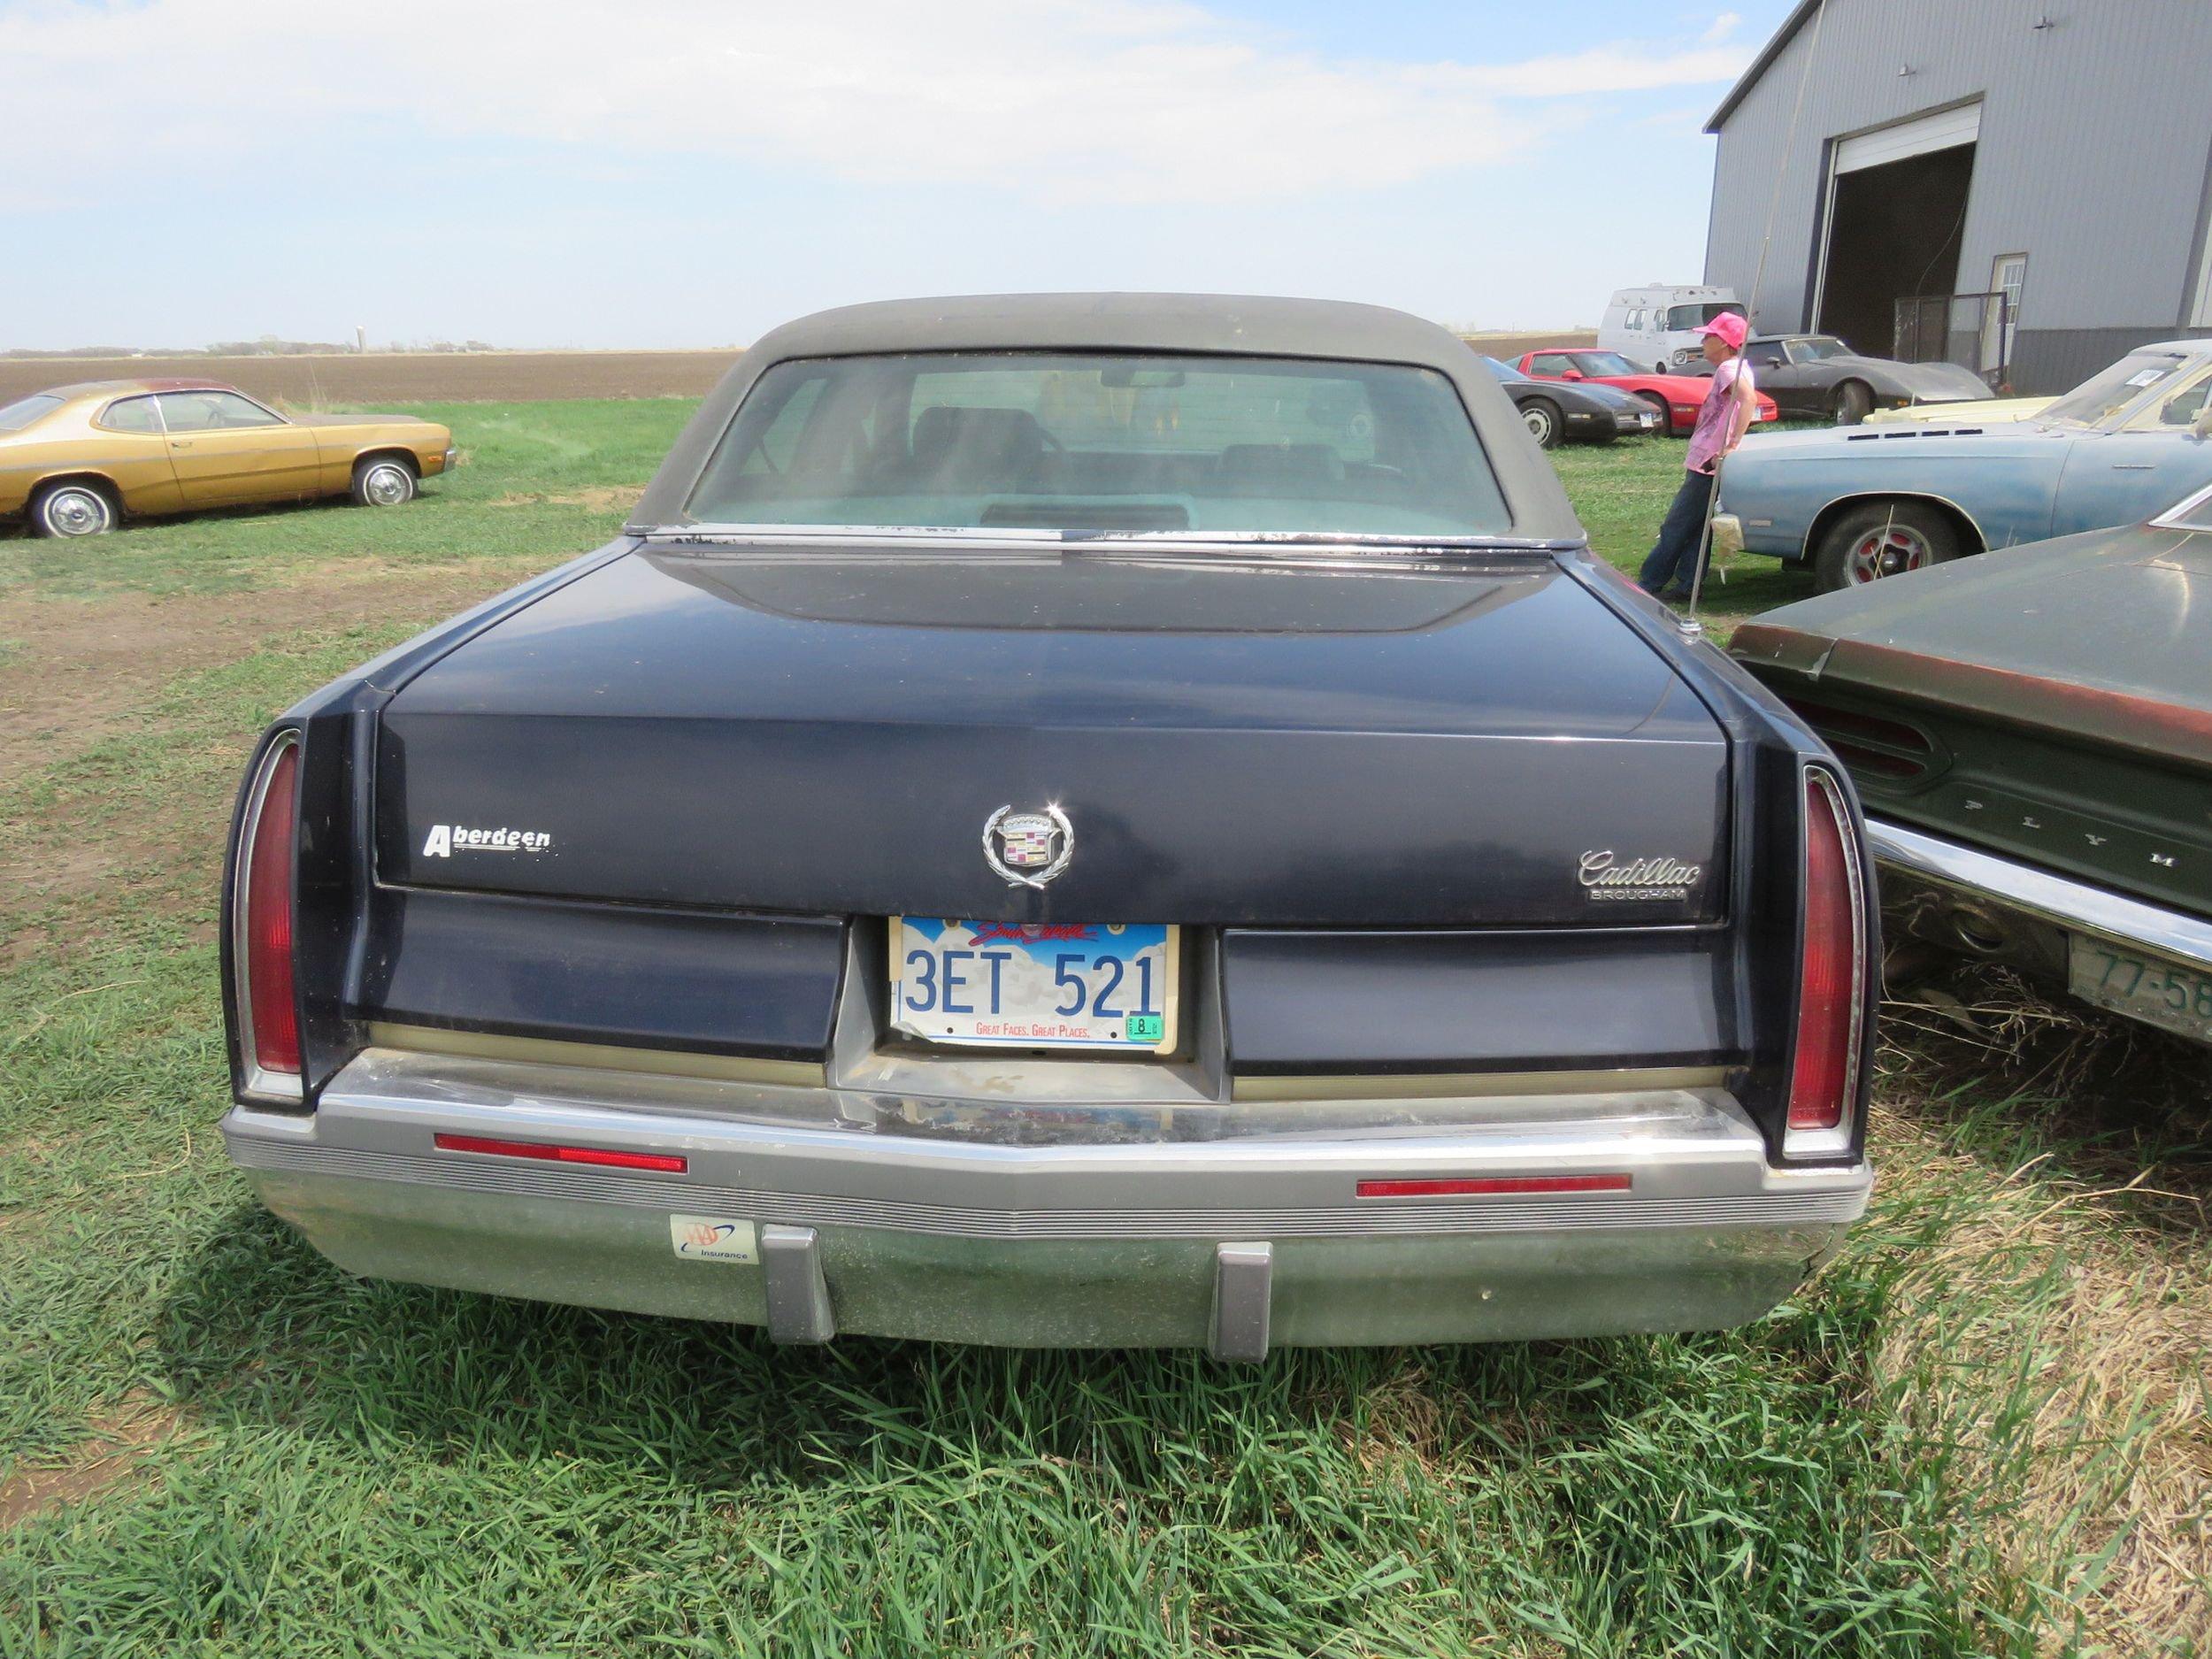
[1638,467,1716,595]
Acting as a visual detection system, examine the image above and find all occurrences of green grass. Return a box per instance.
[2,404,2205,1656]
[0,398,693,601]
[1549,428,1823,634]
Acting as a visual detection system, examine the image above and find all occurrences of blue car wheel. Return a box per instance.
[1815,500,1961,591]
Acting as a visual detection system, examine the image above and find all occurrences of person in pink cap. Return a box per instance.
[1638,310,1757,600]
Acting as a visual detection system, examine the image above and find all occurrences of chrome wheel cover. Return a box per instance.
[361,462,413,505]
[42,487,111,536]
[1845,522,1932,583]
[1522,405,1554,443]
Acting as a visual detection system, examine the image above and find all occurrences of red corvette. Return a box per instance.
[1516,348,1779,436]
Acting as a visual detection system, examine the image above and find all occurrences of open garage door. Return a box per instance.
[1812,103,1980,358]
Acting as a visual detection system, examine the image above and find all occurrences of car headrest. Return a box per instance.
[910,405,1052,482]
[1215,442,1348,485]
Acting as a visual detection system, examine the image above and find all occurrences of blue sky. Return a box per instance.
[0,0,1792,350]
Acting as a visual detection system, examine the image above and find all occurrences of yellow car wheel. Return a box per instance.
[30,481,117,538]
[352,457,419,508]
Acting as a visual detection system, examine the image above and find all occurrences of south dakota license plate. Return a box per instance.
[891,918,1179,1052]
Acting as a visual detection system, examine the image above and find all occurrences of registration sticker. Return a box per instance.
[670,1216,758,1263]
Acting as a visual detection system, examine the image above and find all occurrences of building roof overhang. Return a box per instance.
[1705,0,1824,134]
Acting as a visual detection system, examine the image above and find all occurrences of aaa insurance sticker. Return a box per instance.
[669,1216,758,1263]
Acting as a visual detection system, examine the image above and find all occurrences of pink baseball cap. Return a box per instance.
[1694,311,1749,349]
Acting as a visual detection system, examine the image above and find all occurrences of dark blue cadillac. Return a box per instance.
[219,295,1875,1356]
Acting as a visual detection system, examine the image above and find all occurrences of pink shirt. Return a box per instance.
[1686,357,1754,475]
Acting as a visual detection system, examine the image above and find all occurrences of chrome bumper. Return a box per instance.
[1868,817,2212,974]
[224,1048,1870,1355]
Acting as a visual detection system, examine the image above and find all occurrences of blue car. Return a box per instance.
[213,295,1875,1355]
[1714,341,2212,590]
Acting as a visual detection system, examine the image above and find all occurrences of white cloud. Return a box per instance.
[0,0,1750,211]
[1702,11,1745,46]
[1419,43,1754,98]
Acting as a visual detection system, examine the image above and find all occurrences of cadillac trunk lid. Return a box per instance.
[371,548,1732,927]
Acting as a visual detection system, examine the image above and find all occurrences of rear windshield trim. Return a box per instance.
[638,524,1583,558]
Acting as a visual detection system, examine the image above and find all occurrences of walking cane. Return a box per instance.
[1680,453,1725,636]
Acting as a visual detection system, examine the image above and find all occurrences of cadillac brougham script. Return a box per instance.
[1578,849,1704,902]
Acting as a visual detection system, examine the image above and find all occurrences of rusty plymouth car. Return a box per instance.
[219,295,1875,1356]
[1732,480,2212,1047]
[0,379,452,536]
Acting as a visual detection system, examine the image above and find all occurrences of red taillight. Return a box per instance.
[241,740,301,1079]
[1787,769,1863,1137]
[434,1133,687,1173]
[1356,1174,1632,1199]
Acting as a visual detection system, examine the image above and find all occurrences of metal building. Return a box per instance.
[1701,1,2212,393]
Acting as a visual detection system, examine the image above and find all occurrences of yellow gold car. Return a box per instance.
[1863,393,2055,426]
[0,379,454,537]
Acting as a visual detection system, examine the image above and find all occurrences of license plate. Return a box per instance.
[2067,935,2212,1044]
[891,918,1179,1051]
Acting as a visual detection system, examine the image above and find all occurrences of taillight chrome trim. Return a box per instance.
[233,731,304,1106]
[1784,764,1868,1160]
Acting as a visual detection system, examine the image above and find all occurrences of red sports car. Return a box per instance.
[1516,348,1779,437]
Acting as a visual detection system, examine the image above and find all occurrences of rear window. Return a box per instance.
[101,396,160,433]
[1666,303,1743,331]
[0,393,62,432]
[684,351,1510,537]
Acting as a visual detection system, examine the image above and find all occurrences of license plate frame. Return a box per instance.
[2066,934,2212,1045]
[890,918,1180,1053]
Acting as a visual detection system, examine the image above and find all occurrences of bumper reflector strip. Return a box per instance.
[434,1133,687,1173]
[1356,1173,1632,1199]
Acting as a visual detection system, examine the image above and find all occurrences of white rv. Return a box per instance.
[1597,286,1745,374]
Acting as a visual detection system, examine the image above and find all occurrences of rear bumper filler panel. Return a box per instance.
[224,1048,1871,1352]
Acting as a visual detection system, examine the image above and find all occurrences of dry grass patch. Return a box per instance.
[1877,1123,2210,1648]
[0,557,545,786]
[1330,1363,1450,1481]
[490,486,646,512]
[0,1392,182,1533]
[0,557,549,921]
[1870,970,2212,1651]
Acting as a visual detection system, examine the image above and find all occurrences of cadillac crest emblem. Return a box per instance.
[983,803,1074,888]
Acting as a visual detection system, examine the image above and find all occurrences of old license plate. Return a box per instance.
[891,918,1179,1052]
[2067,935,2212,1044]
